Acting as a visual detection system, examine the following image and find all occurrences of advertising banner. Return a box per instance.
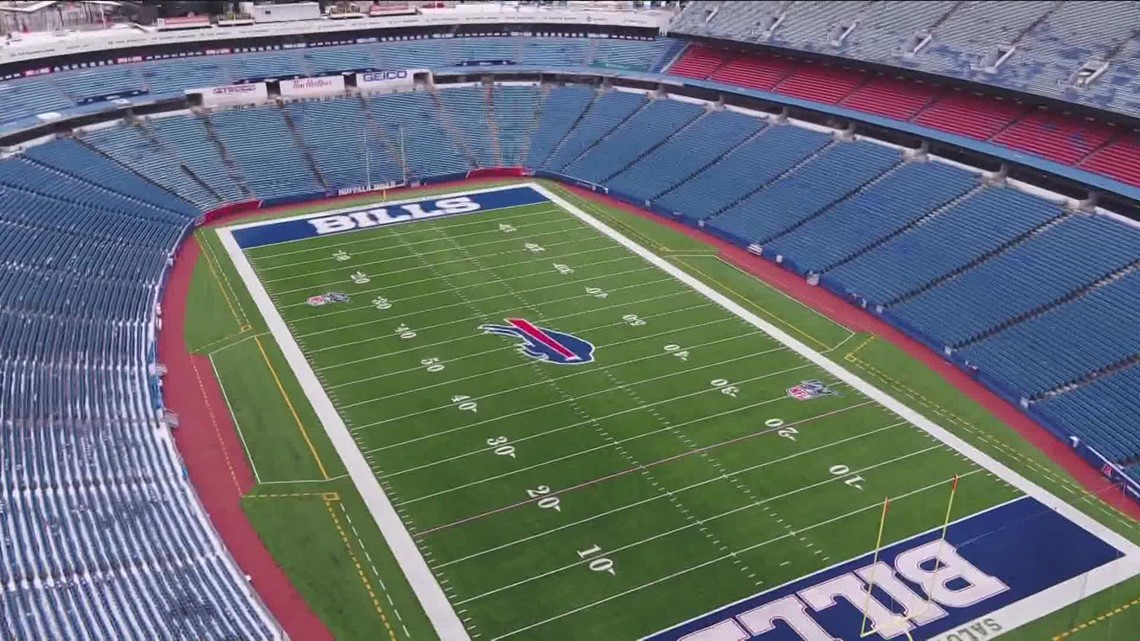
[196,82,268,106]
[279,75,346,98]
[355,69,418,93]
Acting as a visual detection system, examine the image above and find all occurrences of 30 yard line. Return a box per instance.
[278,241,633,307]
[295,267,668,340]
[489,471,983,641]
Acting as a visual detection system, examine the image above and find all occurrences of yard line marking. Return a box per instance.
[360,355,823,446]
[348,337,785,415]
[209,353,262,485]
[255,208,571,270]
[261,221,593,285]
[435,421,905,568]
[364,364,825,459]
[277,241,633,307]
[400,397,871,507]
[313,289,706,360]
[366,341,781,467]
[456,444,951,606]
[491,471,982,640]
[316,300,717,373]
[296,268,669,340]
[249,199,564,255]
[329,317,747,392]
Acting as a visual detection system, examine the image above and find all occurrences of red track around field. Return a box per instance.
[160,237,335,641]
[564,184,1140,522]
[164,177,1137,641]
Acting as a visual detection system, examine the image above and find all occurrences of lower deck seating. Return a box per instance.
[1079,136,1140,187]
[1035,363,1140,463]
[542,90,648,172]
[208,108,322,199]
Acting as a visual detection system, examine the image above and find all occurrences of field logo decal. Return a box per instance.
[480,318,595,365]
[306,291,350,307]
[787,379,840,401]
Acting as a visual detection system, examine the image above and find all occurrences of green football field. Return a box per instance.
[198,181,1140,641]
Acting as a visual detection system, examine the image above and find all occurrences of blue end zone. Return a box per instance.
[231,185,550,249]
[649,496,1122,641]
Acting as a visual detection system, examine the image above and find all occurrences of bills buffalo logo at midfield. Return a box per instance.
[306,291,350,307]
[480,318,595,365]
[787,379,840,401]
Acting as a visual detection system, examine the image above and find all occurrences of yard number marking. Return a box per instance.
[421,357,445,373]
[396,324,417,340]
[525,242,545,254]
[710,378,740,398]
[372,296,392,310]
[452,395,478,413]
[577,544,616,576]
[525,485,562,512]
[623,313,646,327]
[487,436,516,459]
[351,271,370,284]
[500,223,516,233]
[829,464,866,491]
[585,286,608,299]
[664,344,690,361]
[333,250,351,261]
[553,263,574,275]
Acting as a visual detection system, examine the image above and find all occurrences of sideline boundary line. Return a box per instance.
[219,181,1140,641]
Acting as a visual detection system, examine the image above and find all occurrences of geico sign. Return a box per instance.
[360,70,409,83]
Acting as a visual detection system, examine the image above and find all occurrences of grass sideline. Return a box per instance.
[187,179,1140,640]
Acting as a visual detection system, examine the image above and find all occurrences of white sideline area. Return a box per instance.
[219,182,1140,641]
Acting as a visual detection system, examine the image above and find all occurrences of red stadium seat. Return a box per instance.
[840,76,944,120]
[668,44,731,79]
[1080,135,1140,187]
[913,92,1028,140]
[773,64,866,104]
[709,54,800,91]
[992,110,1116,165]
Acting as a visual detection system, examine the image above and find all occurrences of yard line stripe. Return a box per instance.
[316,301,716,373]
[329,317,746,392]
[489,470,981,640]
[256,208,572,270]
[251,202,565,257]
[435,421,905,568]
[360,354,821,446]
[297,268,668,340]
[399,396,871,507]
[314,290,707,360]
[456,443,950,606]
[261,221,593,284]
[364,363,823,456]
[279,241,629,307]
[353,341,788,426]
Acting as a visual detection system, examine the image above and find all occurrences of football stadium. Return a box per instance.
[7,1,1140,640]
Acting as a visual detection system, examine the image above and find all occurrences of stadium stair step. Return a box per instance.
[1032,351,1140,403]
[197,111,254,199]
[518,84,553,167]
[537,88,603,169]
[821,181,988,274]
[556,93,654,171]
[135,120,225,203]
[279,104,329,192]
[73,130,218,211]
[954,258,1140,351]
[484,84,504,167]
[885,209,1074,308]
[356,93,407,181]
[598,103,713,184]
[650,119,770,202]
[429,86,481,167]
[749,154,910,245]
[700,134,841,222]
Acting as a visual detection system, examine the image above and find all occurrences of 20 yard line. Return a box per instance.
[455,443,953,606]
[490,471,982,640]
[434,421,905,568]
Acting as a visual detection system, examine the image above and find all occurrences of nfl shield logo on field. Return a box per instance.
[307,294,329,307]
[787,379,839,401]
